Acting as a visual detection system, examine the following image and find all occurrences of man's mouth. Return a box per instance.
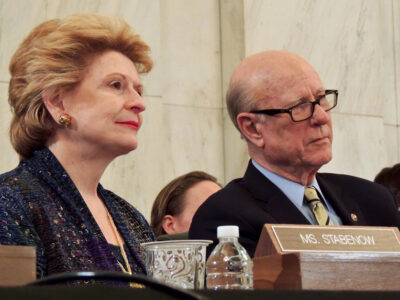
[310,136,329,144]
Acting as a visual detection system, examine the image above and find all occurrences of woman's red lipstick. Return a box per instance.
[116,121,140,130]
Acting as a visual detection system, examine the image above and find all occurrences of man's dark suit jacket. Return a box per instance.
[189,161,400,257]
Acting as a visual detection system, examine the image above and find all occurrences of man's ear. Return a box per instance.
[161,215,177,234]
[41,88,65,123]
[237,112,265,148]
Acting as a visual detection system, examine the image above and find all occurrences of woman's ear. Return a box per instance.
[237,112,265,148]
[161,215,177,234]
[41,88,64,123]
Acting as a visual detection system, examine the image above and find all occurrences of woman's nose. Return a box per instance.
[127,90,146,112]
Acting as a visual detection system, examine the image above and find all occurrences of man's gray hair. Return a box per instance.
[226,80,264,132]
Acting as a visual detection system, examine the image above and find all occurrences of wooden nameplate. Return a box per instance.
[253,224,400,290]
[0,245,36,286]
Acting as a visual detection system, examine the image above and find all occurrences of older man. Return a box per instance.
[189,50,400,257]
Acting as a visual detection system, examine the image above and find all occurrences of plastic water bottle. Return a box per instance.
[206,225,253,290]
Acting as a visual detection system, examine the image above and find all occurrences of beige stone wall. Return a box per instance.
[0,0,399,221]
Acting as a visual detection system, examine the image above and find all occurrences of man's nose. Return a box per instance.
[311,103,330,124]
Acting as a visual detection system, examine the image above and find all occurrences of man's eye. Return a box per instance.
[319,95,328,103]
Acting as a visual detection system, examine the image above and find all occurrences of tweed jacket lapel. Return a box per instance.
[242,161,310,225]
[23,147,149,274]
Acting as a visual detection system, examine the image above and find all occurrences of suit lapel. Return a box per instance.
[242,161,310,224]
[317,174,364,225]
[239,161,365,226]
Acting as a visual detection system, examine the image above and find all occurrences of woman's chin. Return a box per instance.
[123,143,138,154]
[110,142,138,157]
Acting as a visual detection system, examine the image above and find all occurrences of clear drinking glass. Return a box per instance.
[141,240,212,289]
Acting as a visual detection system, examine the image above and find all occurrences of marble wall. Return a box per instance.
[0,0,399,221]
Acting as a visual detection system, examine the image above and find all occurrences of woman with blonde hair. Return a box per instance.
[0,14,154,279]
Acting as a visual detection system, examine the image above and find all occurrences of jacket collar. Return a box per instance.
[242,160,310,224]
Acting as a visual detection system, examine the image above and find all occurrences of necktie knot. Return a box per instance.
[304,187,319,204]
[304,186,333,226]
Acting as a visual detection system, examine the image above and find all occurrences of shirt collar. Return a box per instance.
[251,159,330,211]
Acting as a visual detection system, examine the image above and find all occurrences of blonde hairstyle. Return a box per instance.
[150,171,221,237]
[8,14,152,159]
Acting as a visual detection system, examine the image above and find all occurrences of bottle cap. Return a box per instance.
[217,225,239,238]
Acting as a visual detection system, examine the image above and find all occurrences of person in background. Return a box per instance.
[0,14,155,279]
[189,50,400,257]
[374,163,400,212]
[150,171,221,238]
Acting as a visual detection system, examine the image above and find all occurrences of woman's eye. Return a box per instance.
[111,81,122,89]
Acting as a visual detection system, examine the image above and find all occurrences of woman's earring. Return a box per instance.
[58,113,71,127]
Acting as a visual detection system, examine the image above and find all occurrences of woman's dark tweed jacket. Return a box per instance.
[0,147,155,279]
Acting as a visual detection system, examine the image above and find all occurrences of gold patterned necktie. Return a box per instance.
[304,187,333,226]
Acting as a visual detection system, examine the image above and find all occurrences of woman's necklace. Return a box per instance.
[105,205,144,288]
[106,210,132,275]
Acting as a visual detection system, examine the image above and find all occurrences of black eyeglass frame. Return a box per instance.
[250,89,338,122]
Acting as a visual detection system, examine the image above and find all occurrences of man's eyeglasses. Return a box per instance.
[250,90,338,122]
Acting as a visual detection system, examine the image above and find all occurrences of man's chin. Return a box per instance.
[307,153,332,169]
[318,156,332,167]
